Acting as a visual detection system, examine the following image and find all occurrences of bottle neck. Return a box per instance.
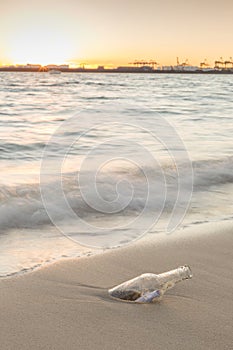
[158,265,192,285]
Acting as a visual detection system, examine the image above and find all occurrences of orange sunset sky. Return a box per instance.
[0,0,232,67]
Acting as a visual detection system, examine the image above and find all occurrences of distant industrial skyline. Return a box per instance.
[1,0,232,66]
[1,56,233,70]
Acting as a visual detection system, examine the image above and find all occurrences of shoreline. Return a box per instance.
[0,220,232,349]
[1,217,233,280]
[1,217,232,280]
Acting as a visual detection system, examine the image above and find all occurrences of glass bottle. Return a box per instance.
[108,265,192,302]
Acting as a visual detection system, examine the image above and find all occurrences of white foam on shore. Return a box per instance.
[1,218,232,280]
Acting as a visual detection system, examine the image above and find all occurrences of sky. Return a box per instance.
[0,0,232,67]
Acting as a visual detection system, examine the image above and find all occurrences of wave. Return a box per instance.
[0,157,233,232]
[193,157,233,189]
[0,142,47,160]
[37,81,127,88]
[48,81,81,87]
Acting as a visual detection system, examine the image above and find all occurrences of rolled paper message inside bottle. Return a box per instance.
[135,289,161,303]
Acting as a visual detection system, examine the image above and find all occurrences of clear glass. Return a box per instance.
[108,265,192,302]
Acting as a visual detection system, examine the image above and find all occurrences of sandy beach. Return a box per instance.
[0,221,232,350]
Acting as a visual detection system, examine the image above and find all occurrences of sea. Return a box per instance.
[0,72,232,277]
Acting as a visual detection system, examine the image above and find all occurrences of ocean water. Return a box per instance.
[0,72,232,277]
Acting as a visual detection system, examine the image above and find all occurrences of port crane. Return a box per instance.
[176,57,190,67]
[214,57,224,69]
[129,60,158,69]
[200,59,209,68]
[224,57,233,69]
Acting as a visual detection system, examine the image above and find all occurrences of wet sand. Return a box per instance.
[0,221,232,350]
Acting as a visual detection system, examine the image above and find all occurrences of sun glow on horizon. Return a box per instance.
[8,22,74,66]
[1,0,232,68]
